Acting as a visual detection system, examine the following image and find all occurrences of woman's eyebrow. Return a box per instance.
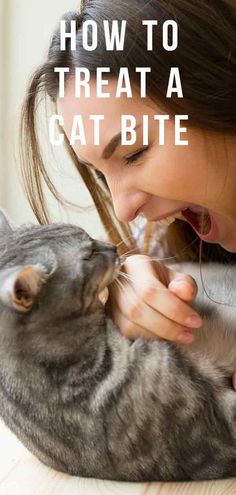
[77,137,121,167]
[102,132,122,159]
[102,124,141,160]
[78,123,142,166]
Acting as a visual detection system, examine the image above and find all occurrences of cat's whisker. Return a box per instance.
[115,234,136,249]
[117,272,136,283]
[118,255,179,268]
[120,247,139,259]
[116,273,133,285]
[117,271,168,292]
[114,278,129,297]
[117,277,136,295]
[118,270,168,290]
[119,234,200,265]
[114,279,123,291]
[120,254,141,267]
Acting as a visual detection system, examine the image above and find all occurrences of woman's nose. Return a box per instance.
[104,174,149,223]
[111,190,147,223]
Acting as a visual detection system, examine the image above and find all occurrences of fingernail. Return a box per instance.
[184,315,202,328]
[177,331,194,344]
[169,280,186,291]
[169,281,196,299]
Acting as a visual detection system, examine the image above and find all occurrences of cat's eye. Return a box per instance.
[82,252,93,260]
[81,244,96,260]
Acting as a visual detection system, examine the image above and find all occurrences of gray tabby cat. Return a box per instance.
[0,209,236,482]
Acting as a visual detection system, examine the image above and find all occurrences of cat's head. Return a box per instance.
[0,210,119,318]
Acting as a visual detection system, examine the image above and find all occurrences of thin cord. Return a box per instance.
[199,220,236,307]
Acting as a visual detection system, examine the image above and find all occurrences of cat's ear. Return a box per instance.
[0,209,13,234]
[0,254,57,312]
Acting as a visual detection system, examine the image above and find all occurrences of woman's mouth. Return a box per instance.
[153,206,218,243]
[181,207,218,242]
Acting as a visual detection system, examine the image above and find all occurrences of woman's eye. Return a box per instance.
[125,147,149,165]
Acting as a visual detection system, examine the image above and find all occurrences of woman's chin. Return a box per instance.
[214,219,236,253]
[219,239,236,253]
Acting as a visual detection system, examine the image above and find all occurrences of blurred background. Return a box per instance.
[0,0,105,238]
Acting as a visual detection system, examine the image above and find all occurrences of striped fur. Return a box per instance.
[0,219,236,481]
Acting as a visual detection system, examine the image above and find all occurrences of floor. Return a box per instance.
[1,420,236,495]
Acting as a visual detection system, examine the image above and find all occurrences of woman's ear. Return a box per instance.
[0,257,57,312]
[0,209,13,234]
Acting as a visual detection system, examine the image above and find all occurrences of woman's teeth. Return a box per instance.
[156,212,185,227]
[156,216,176,226]
[155,208,211,236]
[152,204,213,238]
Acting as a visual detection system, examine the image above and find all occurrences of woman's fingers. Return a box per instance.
[112,279,196,343]
[123,256,202,329]
[167,266,198,302]
[107,255,203,344]
[111,304,161,341]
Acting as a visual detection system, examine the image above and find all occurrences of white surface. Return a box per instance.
[1,419,236,495]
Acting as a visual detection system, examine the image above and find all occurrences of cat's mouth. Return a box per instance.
[98,256,120,304]
[101,256,120,287]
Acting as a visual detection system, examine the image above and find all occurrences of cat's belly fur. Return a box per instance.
[1,262,236,482]
[176,262,236,372]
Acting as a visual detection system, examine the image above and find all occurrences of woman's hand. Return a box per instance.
[107,255,202,344]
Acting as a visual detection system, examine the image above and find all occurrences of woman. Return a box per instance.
[20,0,236,344]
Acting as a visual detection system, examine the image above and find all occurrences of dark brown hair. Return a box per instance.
[20,0,236,258]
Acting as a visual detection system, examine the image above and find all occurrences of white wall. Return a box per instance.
[0,0,105,238]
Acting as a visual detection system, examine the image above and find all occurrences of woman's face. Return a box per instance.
[58,77,236,252]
